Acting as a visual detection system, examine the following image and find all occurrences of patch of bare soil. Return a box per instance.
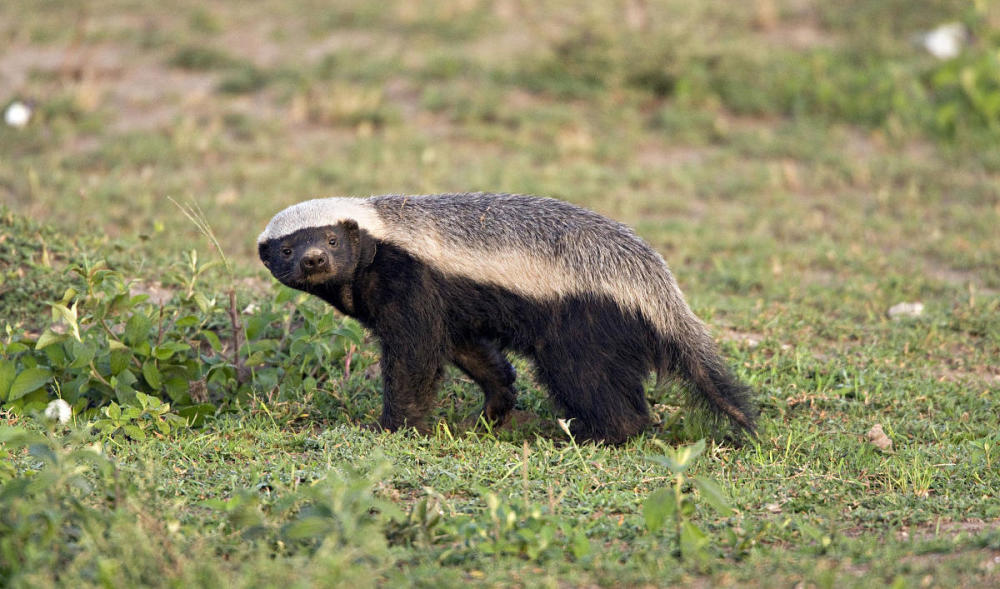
[840,519,1000,542]
[753,0,837,49]
[718,327,768,349]
[761,22,837,49]
[128,280,176,306]
[924,263,999,296]
[635,141,716,169]
[235,276,272,298]
[0,46,67,95]
[0,40,217,134]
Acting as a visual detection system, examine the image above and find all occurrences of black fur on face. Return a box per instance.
[258,221,376,289]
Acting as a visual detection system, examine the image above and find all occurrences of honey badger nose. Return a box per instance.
[300,248,329,273]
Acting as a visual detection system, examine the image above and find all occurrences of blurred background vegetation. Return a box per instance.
[2,0,998,267]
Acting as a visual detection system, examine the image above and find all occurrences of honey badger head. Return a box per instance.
[258,220,376,288]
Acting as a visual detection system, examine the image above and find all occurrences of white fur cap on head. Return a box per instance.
[258,197,385,244]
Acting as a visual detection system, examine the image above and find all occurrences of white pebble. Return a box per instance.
[887,301,924,319]
[4,101,32,128]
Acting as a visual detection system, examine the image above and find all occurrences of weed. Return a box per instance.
[643,439,734,563]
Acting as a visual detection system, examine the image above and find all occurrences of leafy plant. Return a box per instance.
[643,439,734,562]
[927,29,1000,135]
[204,461,401,561]
[0,242,371,434]
[0,424,118,583]
[92,393,187,441]
[380,479,593,565]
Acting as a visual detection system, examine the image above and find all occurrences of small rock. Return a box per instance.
[866,423,893,452]
[887,301,924,319]
[4,100,32,128]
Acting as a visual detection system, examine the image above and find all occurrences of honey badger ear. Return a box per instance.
[343,220,376,268]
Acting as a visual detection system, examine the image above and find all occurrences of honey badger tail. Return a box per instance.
[665,326,758,439]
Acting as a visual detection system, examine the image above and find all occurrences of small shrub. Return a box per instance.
[927,31,1000,135]
[644,439,734,563]
[0,425,118,583]
[0,241,370,437]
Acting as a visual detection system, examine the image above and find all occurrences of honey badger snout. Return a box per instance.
[299,247,329,274]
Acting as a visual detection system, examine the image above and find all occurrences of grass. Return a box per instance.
[1,0,999,586]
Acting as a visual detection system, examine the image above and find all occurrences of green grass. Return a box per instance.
[1,0,999,586]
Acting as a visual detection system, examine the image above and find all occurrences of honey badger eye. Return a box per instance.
[328,237,337,246]
[281,247,292,256]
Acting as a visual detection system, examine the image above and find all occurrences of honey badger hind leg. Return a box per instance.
[533,341,652,445]
[451,339,517,426]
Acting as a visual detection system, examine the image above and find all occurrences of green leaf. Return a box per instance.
[35,329,67,350]
[109,349,131,375]
[177,403,215,426]
[570,529,591,559]
[691,475,734,516]
[5,342,29,354]
[164,376,190,403]
[123,424,147,440]
[679,521,709,559]
[50,303,79,336]
[274,285,298,304]
[646,454,681,473]
[0,426,45,446]
[136,392,165,410]
[8,366,52,401]
[672,439,706,470]
[68,340,97,369]
[142,360,162,390]
[133,340,152,358]
[200,330,223,353]
[332,324,364,347]
[244,315,268,341]
[643,487,675,533]
[155,341,191,360]
[124,313,151,345]
[28,443,58,465]
[175,315,201,328]
[0,360,15,400]
[106,402,122,420]
[283,516,333,540]
[192,292,212,313]
[117,369,137,388]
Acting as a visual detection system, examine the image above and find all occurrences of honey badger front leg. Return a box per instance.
[372,310,447,433]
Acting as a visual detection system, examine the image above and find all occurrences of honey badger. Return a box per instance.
[258,192,756,443]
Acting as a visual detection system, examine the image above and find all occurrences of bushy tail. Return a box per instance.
[660,322,757,439]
